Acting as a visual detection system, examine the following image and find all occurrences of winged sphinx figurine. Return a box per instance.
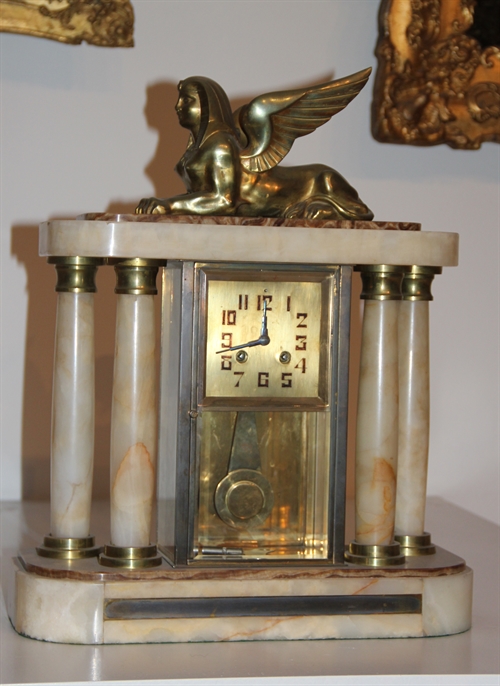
[136,69,374,220]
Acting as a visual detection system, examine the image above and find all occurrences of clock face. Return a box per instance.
[200,269,331,408]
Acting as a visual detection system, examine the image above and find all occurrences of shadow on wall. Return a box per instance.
[105,81,187,212]
[11,225,54,501]
[142,81,188,199]
[8,83,186,501]
[11,225,117,501]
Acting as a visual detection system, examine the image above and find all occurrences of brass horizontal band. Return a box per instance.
[48,256,104,293]
[348,541,402,557]
[36,545,102,560]
[99,544,162,569]
[345,541,405,566]
[98,555,162,569]
[41,535,96,549]
[355,264,406,301]
[402,266,442,301]
[102,544,158,559]
[36,535,101,559]
[112,258,165,295]
[395,532,436,556]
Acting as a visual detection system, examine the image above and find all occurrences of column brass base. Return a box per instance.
[36,535,101,560]
[99,544,162,569]
[395,532,436,556]
[345,541,405,566]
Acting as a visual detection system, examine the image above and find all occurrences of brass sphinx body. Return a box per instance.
[136,69,374,220]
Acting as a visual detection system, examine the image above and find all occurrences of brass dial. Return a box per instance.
[204,277,325,403]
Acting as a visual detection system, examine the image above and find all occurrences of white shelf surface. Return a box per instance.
[1,498,499,686]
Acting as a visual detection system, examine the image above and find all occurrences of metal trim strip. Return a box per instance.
[105,594,422,619]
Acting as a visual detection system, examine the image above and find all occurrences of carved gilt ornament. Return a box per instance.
[0,0,134,47]
[372,0,500,149]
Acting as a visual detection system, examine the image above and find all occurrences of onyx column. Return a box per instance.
[394,266,440,555]
[345,265,405,566]
[99,259,164,569]
[37,257,103,560]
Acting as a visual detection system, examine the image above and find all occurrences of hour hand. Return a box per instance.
[216,300,271,353]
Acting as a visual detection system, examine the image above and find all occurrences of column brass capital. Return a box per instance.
[355,264,406,301]
[111,258,166,295]
[48,256,104,293]
[401,266,442,301]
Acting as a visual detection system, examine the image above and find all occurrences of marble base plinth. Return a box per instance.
[8,549,472,644]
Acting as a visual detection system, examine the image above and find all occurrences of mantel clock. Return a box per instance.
[157,262,351,566]
[7,65,471,644]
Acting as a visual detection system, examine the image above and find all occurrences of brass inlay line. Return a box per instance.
[104,594,423,620]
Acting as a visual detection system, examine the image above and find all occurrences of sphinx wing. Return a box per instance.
[234,68,371,173]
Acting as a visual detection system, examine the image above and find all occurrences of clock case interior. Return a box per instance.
[157,262,351,567]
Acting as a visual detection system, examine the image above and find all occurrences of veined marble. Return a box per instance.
[12,565,104,644]
[422,569,473,636]
[39,220,458,267]
[102,614,425,643]
[104,575,422,599]
[110,295,157,547]
[9,557,472,644]
[51,292,95,538]
[355,300,399,546]
[396,301,430,535]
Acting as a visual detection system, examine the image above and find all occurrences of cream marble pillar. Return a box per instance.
[395,266,440,556]
[99,259,164,569]
[37,257,102,560]
[346,265,405,566]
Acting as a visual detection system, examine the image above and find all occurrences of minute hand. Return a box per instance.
[216,335,270,354]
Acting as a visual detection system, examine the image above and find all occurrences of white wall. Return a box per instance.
[1,1,498,524]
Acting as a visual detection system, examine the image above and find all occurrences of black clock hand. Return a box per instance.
[216,300,270,353]
[260,298,269,341]
[216,337,269,353]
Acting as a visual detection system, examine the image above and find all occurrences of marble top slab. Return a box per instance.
[39,216,459,266]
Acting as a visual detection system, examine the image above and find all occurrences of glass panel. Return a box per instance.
[193,409,330,561]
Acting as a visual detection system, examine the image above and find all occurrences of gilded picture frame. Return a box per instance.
[0,0,134,47]
[372,0,500,149]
